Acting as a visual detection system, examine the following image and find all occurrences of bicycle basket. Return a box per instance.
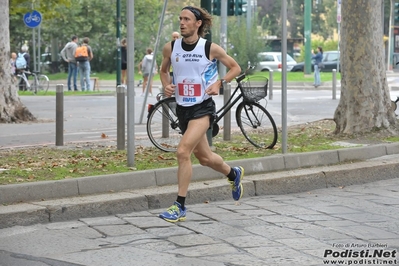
[241,76,269,103]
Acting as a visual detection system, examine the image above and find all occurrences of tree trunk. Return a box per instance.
[0,1,35,123]
[334,0,396,134]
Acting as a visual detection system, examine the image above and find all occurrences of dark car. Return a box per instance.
[291,51,340,72]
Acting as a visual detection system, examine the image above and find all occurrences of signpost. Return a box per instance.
[23,10,42,72]
[23,10,42,28]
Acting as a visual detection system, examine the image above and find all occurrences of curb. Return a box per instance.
[1,143,399,228]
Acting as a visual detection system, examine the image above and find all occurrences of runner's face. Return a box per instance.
[179,9,201,38]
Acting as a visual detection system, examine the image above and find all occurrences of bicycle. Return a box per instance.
[16,70,50,94]
[146,71,278,152]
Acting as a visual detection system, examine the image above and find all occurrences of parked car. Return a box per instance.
[40,53,67,73]
[256,52,297,72]
[291,50,340,72]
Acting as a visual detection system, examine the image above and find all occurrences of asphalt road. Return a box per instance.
[1,81,398,149]
[0,85,342,149]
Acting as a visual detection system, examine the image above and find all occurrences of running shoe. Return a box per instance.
[159,201,186,222]
[229,166,244,201]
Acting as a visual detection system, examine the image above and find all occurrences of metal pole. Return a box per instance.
[38,25,41,73]
[32,28,37,72]
[388,0,394,71]
[31,2,37,72]
[126,0,135,166]
[55,84,64,146]
[116,0,121,85]
[117,85,125,150]
[220,0,227,79]
[139,0,168,124]
[223,81,231,140]
[268,70,273,100]
[37,0,41,73]
[304,0,312,75]
[337,22,340,73]
[332,69,337,100]
[246,0,252,31]
[337,0,341,73]
[281,0,287,154]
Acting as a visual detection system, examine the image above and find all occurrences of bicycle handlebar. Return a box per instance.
[235,65,255,83]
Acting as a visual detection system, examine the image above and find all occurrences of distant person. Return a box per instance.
[138,48,158,97]
[311,46,323,88]
[77,37,94,91]
[169,32,180,83]
[16,42,31,91]
[61,35,79,91]
[121,38,127,86]
[171,31,180,41]
[10,52,17,77]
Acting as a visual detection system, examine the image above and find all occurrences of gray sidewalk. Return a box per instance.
[1,142,399,229]
[0,175,398,265]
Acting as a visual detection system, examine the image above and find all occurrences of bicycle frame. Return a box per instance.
[17,71,31,89]
[17,71,40,93]
[214,83,244,125]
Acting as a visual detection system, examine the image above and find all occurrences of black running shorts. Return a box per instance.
[176,98,216,135]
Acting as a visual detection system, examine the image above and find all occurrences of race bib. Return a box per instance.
[177,83,201,96]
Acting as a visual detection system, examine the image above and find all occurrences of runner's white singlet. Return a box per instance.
[171,38,218,107]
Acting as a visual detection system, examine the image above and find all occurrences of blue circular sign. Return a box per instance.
[23,10,42,28]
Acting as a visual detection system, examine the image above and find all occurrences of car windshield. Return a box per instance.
[326,52,339,61]
[277,54,295,62]
[258,54,274,61]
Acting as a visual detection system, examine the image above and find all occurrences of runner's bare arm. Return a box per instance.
[205,43,241,95]
[160,42,175,97]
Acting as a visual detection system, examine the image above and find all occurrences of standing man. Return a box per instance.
[158,6,243,223]
[61,35,79,91]
[16,42,31,91]
[171,31,180,40]
[169,31,180,83]
[138,48,157,97]
[78,37,94,91]
[120,38,128,86]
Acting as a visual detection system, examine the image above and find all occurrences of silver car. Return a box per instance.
[256,52,297,72]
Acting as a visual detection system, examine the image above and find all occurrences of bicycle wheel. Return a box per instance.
[38,74,50,94]
[30,76,38,94]
[236,102,277,149]
[147,97,181,152]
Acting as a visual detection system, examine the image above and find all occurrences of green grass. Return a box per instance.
[3,119,393,186]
